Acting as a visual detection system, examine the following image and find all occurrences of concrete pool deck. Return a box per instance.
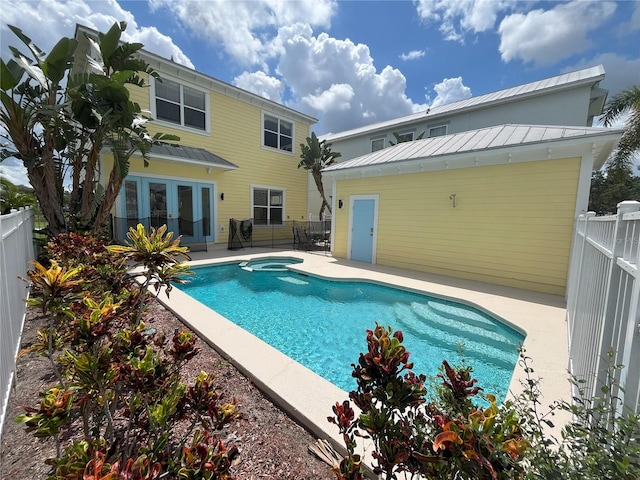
[158,247,571,464]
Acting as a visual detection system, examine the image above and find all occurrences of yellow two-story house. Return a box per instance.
[74,24,317,250]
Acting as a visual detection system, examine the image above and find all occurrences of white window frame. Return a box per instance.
[396,131,414,143]
[151,77,209,133]
[262,112,294,153]
[428,124,448,138]
[251,185,285,226]
[371,137,385,152]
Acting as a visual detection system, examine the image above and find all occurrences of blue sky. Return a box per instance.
[1,0,639,185]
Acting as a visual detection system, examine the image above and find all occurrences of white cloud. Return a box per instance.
[400,50,426,61]
[415,0,515,43]
[122,26,194,69]
[300,84,354,112]
[0,159,29,187]
[1,0,193,69]
[149,0,337,66]
[272,25,426,133]
[233,71,284,103]
[619,1,640,35]
[632,1,640,31]
[498,1,617,65]
[565,53,640,98]
[427,77,472,107]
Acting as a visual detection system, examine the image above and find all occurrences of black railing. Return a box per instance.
[112,216,209,252]
[111,216,331,253]
[228,218,331,252]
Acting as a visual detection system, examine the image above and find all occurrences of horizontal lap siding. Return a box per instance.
[210,92,309,223]
[123,82,310,238]
[334,157,581,294]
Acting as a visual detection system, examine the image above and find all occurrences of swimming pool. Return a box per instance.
[179,260,525,400]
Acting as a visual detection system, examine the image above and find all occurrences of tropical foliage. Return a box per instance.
[588,85,640,214]
[0,22,178,236]
[329,325,640,480]
[299,132,341,220]
[589,167,640,214]
[18,226,239,479]
[600,85,640,172]
[330,324,527,480]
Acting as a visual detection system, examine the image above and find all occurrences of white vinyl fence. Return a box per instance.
[0,207,35,443]
[567,200,640,416]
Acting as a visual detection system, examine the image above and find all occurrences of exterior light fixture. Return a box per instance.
[338,200,344,209]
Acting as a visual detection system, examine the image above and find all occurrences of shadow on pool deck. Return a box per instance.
[168,246,571,465]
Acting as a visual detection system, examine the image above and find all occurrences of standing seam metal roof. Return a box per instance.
[322,124,621,172]
[149,144,238,170]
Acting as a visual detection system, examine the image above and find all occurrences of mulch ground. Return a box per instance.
[0,302,338,480]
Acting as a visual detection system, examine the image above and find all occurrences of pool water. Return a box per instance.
[179,262,525,400]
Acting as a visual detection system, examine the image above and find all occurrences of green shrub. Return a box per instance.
[18,225,240,479]
[329,325,640,480]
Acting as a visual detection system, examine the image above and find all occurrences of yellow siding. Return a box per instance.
[333,157,581,295]
[117,75,311,243]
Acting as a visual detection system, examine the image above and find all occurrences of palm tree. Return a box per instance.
[1,22,178,236]
[600,85,640,173]
[298,132,341,220]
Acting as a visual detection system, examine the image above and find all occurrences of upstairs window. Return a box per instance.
[371,138,385,152]
[263,114,293,152]
[253,187,284,225]
[155,79,207,131]
[428,125,447,138]
[396,131,414,143]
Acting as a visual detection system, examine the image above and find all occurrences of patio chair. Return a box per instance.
[293,224,312,250]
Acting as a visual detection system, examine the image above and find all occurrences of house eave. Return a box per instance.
[148,153,238,171]
[323,131,622,179]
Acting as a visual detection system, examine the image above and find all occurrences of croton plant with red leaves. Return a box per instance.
[329,323,528,480]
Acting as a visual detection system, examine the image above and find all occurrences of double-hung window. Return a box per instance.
[252,187,284,225]
[428,125,447,138]
[263,114,293,152]
[155,78,207,131]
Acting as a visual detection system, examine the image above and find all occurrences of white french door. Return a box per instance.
[120,176,214,243]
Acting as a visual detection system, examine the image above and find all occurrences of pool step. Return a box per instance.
[277,275,309,285]
[410,303,520,352]
[426,301,497,331]
[392,304,516,371]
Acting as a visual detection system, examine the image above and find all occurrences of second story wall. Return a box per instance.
[118,64,314,240]
[327,84,596,163]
